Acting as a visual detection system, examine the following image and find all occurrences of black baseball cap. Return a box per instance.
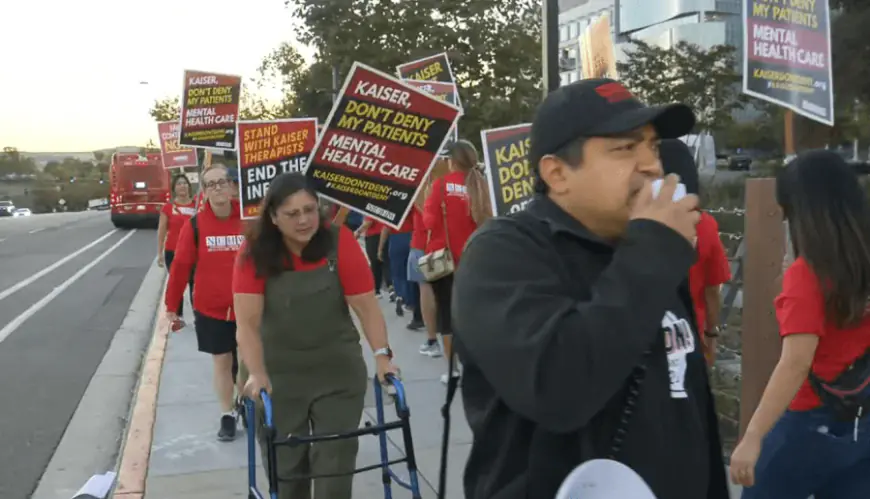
[529,78,696,169]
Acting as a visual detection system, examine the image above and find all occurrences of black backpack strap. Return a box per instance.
[190,215,199,250]
[327,224,340,272]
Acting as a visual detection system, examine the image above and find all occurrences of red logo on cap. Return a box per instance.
[595,82,634,103]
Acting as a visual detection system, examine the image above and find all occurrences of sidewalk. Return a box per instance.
[142,293,467,499]
[134,290,742,499]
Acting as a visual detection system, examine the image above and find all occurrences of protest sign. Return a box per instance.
[481,124,533,216]
[180,70,242,150]
[742,0,834,126]
[397,52,456,83]
[305,62,462,230]
[403,80,462,155]
[397,52,462,111]
[237,118,318,219]
[157,121,197,168]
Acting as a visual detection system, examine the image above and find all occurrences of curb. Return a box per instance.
[113,278,169,498]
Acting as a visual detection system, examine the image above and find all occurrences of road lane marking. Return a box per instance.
[0,229,117,303]
[0,229,138,344]
[29,228,44,234]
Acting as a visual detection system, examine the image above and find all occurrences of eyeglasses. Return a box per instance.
[204,178,229,190]
[277,204,319,222]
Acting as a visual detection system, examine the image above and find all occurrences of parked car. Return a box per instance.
[0,200,15,217]
[12,208,32,217]
[728,155,753,171]
[848,160,870,175]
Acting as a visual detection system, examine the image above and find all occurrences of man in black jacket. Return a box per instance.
[452,78,730,499]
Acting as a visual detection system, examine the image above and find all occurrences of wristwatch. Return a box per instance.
[374,347,393,359]
[706,326,722,338]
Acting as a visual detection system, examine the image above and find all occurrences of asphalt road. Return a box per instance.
[0,212,156,499]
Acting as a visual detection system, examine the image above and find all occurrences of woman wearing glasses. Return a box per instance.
[165,164,246,442]
[234,172,398,499]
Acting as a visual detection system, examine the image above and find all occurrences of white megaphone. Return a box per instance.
[555,459,658,499]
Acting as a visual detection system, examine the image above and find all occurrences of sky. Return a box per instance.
[0,0,313,152]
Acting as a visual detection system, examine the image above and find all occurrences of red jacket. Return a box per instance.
[165,199,244,321]
[423,171,478,265]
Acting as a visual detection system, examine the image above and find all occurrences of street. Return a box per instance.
[0,212,157,499]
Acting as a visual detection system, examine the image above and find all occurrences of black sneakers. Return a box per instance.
[217,414,237,441]
[395,297,405,317]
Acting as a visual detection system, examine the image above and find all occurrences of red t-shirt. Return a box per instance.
[777,257,870,411]
[161,201,197,252]
[165,199,244,321]
[689,212,731,334]
[365,219,384,237]
[391,212,414,234]
[423,171,478,265]
[410,207,427,250]
[233,224,374,296]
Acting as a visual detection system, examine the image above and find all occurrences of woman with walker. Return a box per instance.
[233,172,399,499]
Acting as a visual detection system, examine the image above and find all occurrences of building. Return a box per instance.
[617,0,743,55]
[557,0,615,86]
[558,0,744,84]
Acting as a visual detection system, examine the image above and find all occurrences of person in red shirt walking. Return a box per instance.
[406,177,440,354]
[355,217,393,298]
[233,173,398,498]
[423,140,491,384]
[731,150,870,497]
[660,140,731,365]
[158,174,197,323]
[165,165,245,442]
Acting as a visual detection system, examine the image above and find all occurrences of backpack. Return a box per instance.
[190,215,199,250]
[808,347,870,423]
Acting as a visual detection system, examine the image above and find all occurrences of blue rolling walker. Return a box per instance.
[243,374,422,499]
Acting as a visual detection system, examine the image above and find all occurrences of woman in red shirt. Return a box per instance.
[158,174,196,319]
[233,173,398,498]
[355,217,393,298]
[731,150,870,497]
[660,140,731,365]
[423,140,492,384]
[407,188,439,353]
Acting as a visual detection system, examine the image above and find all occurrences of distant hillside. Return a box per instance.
[19,146,144,170]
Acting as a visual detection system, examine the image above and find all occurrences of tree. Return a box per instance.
[148,86,277,123]
[616,40,746,133]
[0,149,37,175]
[283,0,543,148]
[252,42,334,121]
[149,96,181,122]
[831,0,870,105]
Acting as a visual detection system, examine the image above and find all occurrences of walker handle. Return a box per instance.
[384,373,408,412]
[259,390,274,428]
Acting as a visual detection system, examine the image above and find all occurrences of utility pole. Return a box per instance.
[332,65,340,103]
[542,0,561,95]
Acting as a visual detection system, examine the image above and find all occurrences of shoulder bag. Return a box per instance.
[417,181,455,282]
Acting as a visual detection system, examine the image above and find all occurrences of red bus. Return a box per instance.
[109,153,170,229]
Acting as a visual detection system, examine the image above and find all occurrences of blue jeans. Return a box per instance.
[742,407,870,499]
[388,232,412,303]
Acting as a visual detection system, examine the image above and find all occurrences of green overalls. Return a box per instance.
[257,225,367,499]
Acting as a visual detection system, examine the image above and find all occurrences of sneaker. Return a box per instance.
[395,298,405,317]
[389,290,397,302]
[440,371,461,385]
[419,341,442,357]
[217,414,237,441]
[406,319,424,331]
[375,290,383,299]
